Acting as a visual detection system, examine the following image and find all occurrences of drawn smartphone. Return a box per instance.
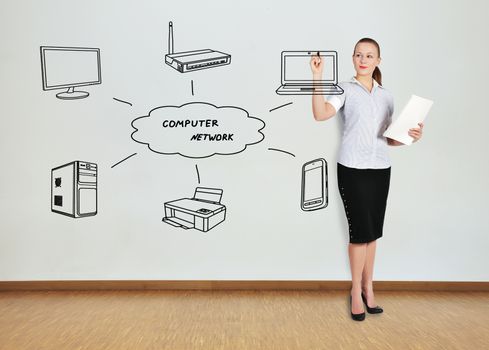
[301,158,328,211]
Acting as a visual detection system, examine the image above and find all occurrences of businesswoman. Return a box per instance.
[310,38,423,321]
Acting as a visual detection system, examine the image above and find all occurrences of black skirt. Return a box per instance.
[337,163,391,244]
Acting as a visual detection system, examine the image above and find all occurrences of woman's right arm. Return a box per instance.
[310,55,337,121]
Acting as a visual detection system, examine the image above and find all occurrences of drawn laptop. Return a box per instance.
[276,51,344,95]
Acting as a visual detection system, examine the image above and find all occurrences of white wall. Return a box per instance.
[1,0,488,281]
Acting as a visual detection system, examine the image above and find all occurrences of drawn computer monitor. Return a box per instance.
[40,46,101,100]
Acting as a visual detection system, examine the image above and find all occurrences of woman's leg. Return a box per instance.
[349,242,367,314]
[361,240,377,306]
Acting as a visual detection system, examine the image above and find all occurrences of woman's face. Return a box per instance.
[352,42,381,77]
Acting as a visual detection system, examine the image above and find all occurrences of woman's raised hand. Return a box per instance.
[310,53,324,76]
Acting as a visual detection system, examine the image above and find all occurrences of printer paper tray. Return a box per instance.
[163,217,194,229]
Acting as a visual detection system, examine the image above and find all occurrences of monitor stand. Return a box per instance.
[56,87,89,100]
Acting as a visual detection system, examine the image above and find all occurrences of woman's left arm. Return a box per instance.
[387,122,424,146]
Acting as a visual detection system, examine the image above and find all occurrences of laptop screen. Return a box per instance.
[282,51,337,84]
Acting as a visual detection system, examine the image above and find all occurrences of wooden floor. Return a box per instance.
[0,290,488,350]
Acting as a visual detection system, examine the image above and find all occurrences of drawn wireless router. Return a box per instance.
[165,21,231,73]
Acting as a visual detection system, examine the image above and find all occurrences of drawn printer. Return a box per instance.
[165,21,231,73]
[163,187,226,232]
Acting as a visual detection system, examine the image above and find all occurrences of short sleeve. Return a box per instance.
[326,83,347,113]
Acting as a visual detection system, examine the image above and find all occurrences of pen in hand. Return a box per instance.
[310,51,323,77]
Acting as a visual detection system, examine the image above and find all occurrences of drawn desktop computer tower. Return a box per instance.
[51,161,97,218]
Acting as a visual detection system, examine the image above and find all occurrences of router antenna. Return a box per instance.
[168,21,174,54]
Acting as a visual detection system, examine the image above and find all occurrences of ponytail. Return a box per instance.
[373,66,382,86]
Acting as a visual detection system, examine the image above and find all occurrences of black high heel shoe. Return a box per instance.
[350,296,366,321]
[361,293,383,314]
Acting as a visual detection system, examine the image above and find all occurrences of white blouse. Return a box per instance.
[327,77,394,169]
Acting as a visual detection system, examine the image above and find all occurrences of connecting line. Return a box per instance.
[268,148,296,158]
[113,97,133,107]
[111,153,138,168]
[191,80,194,96]
[269,102,293,113]
[195,164,201,184]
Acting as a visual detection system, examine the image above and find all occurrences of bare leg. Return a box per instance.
[361,240,377,307]
[349,243,367,314]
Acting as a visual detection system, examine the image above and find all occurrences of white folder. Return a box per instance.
[384,95,433,145]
